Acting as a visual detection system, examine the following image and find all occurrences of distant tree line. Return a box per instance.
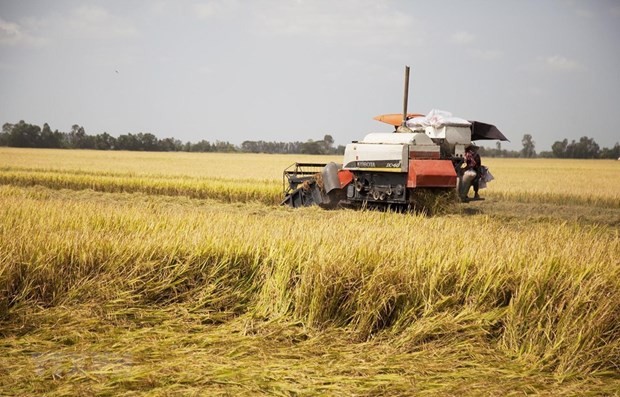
[241,135,344,155]
[2,121,618,158]
[479,133,619,159]
[0,121,344,155]
[544,136,620,159]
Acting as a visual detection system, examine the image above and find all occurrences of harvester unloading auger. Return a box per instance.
[281,66,508,210]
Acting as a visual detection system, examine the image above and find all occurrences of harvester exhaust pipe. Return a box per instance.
[396,65,412,133]
[402,65,410,127]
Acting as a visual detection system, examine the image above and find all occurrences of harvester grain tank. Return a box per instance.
[281,66,508,209]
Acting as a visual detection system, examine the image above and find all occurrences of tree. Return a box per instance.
[520,134,536,158]
[601,143,620,159]
[190,140,213,152]
[94,132,116,150]
[300,140,322,154]
[39,123,64,148]
[0,123,13,146]
[550,136,601,158]
[158,137,182,152]
[8,120,41,147]
[241,140,259,153]
[213,140,236,152]
[322,134,334,154]
[116,133,140,151]
[40,123,53,147]
[67,124,94,149]
[551,139,568,158]
[136,132,159,151]
[572,136,599,158]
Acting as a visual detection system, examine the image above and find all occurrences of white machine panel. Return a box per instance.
[424,125,471,145]
[343,143,408,172]
[362,133,416,144]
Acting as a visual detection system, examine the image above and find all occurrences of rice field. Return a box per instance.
[0,148,619,396]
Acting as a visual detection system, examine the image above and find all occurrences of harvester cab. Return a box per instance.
[281,66,508,210]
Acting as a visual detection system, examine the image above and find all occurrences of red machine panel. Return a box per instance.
[337,169,354,188]
[409,150,440,159]
[406,160,457,188]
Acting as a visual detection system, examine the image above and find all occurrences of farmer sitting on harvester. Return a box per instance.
[461,144,482,201]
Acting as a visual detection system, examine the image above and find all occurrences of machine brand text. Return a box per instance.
[351,160,403,169]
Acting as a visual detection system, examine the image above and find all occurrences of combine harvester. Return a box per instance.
[282,66,508,210]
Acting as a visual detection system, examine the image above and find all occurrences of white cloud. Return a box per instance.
[526,86,545,97]
[67,5,138,39]
[0,18,23,46]
[254,0,415,47]
[150,1,169,15]
[450,31,475,45]
[542,55,581,71]
[1,5,140,46]
[194,3,217,19]
[0,18,21,44]
[0,17,47,47]
[192,1,240,20]
[469,49,502,61]
[519,55,583,74]
[197,65,213,75]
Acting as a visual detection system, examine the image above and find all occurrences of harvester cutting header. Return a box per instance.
[282,66,508,210]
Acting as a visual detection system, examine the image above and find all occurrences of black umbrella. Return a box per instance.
[470,121,509,142]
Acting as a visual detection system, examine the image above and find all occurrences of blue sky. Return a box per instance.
[1,0,619,151]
